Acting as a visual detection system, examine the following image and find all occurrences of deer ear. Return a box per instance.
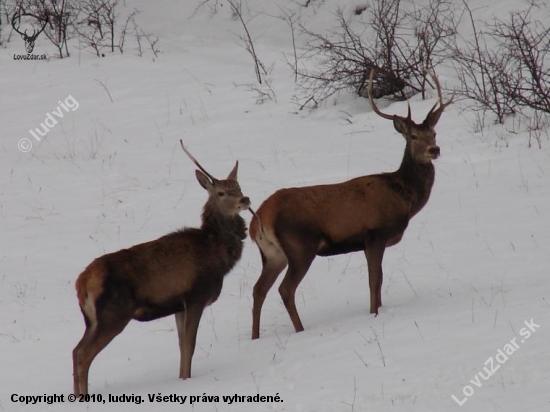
[195,170,213,191]
[424,107,443,128]
[227,161,238,181]
[393,117,410,135]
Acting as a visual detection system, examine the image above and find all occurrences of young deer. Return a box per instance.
[250,71,453,339]
[73,141,251,395]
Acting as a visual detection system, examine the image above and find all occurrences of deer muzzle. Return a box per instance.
[427,146,440,159]
[240,196,251,209]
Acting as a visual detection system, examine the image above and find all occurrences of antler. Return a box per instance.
[423,68,454,126]
[368,70,411,122]
[179,139,218,182]
[179,139,263,235]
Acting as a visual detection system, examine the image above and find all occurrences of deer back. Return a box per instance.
[251,174,412,254]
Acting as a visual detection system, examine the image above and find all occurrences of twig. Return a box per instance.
[94,78,114,103]
[227,0,266,84]
[371,327,386,367]
[414,320,424,340]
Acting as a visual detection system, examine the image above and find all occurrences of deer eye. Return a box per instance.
[410,134,418,140]
[217,192,226,197]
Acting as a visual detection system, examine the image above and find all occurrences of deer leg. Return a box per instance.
[176,302,205,379]
[377,280,383,310]
[278,246,317,334]
[365,239,386,315]
[252,248,288,340]
[73,308,132,396]
[73,325,94,396]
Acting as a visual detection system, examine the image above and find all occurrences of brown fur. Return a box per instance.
[76,260,106,310]
[73,161,250,396]
[250,73,452,339]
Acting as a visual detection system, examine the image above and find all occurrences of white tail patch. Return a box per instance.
[257,226,284,254]
[82,293,98,332]
[258,230,287,265]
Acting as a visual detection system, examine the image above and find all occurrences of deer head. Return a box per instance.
[180,140,250,216]
[368,70,454,164]
[12,11,49,54]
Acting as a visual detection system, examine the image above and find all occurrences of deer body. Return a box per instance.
[250,71,452,339]
[255,153,434,256]
[73,145,250,395]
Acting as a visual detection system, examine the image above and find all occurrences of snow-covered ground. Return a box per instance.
[1,0,549,411]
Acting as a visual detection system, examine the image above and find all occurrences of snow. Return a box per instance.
[1,0,549,411]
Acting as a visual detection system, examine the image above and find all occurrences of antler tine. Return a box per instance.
[426,69,454,111]
[368,70,396,121]
[179,139,217,182]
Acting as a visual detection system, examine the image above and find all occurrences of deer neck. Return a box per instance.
[396,145,435,217]
[200,200,247,241]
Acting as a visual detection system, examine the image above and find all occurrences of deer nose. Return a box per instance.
[428,146,440,158]
[241,196,251,206]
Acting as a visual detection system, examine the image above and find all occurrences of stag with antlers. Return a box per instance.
[250,70,453,339]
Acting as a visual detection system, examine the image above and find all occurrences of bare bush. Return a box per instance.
[525,110,550,148]
[449,0,516,124]
[73,0,109,56]
[450,0,549,128]
[368,0,422,98]
[3,0,159,59]
[408,0,457,98]
[73,0,152,57]
[296,0,457,108]
[22,0,79,58]
[73,0,119,56]
[296,11,376,108]
[246,78,277,104]
[277,7,300,83]
[132,15,160,58]
[190,0,222,18]
[491,3,550,114]
[227,0,267,84]
[226,0,274,103]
